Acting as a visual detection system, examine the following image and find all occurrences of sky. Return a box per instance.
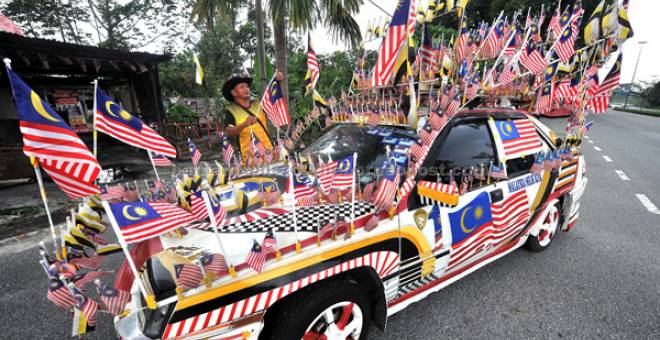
[311,0,659,85]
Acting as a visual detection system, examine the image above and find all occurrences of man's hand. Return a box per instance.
[275,70,284,81]
[242,116,257,127]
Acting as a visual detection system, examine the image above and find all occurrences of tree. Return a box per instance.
[2,0,195,51]
[266,0,363,103]
[640,81,660,108]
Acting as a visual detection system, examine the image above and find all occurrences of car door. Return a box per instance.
[408,116,525,274]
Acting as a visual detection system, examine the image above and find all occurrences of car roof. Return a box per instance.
[455,108,530,120]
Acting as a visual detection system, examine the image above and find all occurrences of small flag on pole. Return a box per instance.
[245,239,266,272]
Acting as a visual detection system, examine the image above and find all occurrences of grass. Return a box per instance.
[0,206,42,216]
[612,106,660,117]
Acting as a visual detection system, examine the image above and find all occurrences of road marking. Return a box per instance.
[615,170,630,181]
[603,155,613,162]
[636,194,660,215]
[588,140,594,144]
[594,146,602,151]
[585,136,590,139]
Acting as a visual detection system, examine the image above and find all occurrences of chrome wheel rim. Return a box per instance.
[302,301,364,340]
[538,205,560,247]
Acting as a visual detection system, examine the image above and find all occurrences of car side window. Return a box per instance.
[506,155,535,178]
[428,118,497,177]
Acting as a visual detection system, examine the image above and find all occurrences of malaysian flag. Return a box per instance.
[332,155,355,190]
[482,18,504,59]
[200,253,228,277]
[6,67,101,199]
[262,79,290,128]
[262,228,277,254]
[455,20,470,63]
[0,12,24,35]
[305,32,320,94]
[69,254,105,270]
[598,53,622,94]
[444,90,461,117]
[259,182,280,206]
[429,109,448,131]
[189,191,226,223]
[372,162,400,212]
[100,184,124,201]
[418,22,437,71]
[245,239,266,272]
[96,88,176,158]
[187,139,202,167]
[548,4,562,37]
[554,13,579,63]
[489,162,507,180]
[97,282,130,316]
[531,153,545,174]
[287,169,317,203]
[106,201,197,244]
[71,285,99,326]
[150,151,173,167]
[498,60,518,86]
[491,119,542,158]
[536,82,555,114]
[419,123,435,145]
[47,277,76,309]
[447,190,530,270]
[174,263,204,290]
[363,214,379,232]
[409,137,427,163]
[520,41,547,75]
[316,158,338,195]
[222,136,234,164]
[371,0,416,87]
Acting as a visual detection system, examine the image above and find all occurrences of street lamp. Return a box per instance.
[624,40,648,108]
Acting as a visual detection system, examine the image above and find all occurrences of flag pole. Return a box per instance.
[201,191,236,277]
[287,163,301,252]
[350,152,358,235]
[92,79,99,158]
[100,200,156,309]
[147,150,161,181]
[30,157,59,254]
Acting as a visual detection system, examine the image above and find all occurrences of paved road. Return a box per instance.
[0,110,659,339]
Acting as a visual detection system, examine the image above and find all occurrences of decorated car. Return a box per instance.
[104,108,586,340]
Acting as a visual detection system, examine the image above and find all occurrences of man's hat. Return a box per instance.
[222,74,253,102]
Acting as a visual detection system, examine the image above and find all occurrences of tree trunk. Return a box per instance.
[273,17,288,106]
[255,0,267,95]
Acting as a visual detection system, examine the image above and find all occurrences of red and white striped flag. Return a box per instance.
[100,184,124,200]
[262,228,277,254]
[520,43,548,76]
[150,151,173,167]
[97,282,131,316]
[371,0,416,87]
[187,139,202,167]
[491,119,543,158]
[174,263,204,290]
[245,239,266,272]
[200,253,228,277]
[372,164,400,212]
[316,158,338,195]
[0,12,24,36]
[262,80,290,128]
[6,67,101,198]
[47,278,76,309]
[107,201,197,244]
[305,32,320,93]
[96,88,176,158]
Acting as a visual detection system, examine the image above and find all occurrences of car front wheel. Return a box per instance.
[526,203,561,252]
[262,280,372,340]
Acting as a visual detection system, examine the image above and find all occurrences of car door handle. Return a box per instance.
[490,189,504,203]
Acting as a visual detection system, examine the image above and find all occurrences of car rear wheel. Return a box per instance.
[262,280,371,340]
[526,203,560,252]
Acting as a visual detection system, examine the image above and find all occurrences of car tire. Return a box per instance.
[526,202,561,252]
[262,280,372,340]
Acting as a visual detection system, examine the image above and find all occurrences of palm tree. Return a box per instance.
[267,0,364,101]
[191,0,242,31]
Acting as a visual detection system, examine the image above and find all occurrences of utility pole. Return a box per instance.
[624,41,647,108]
[255,0,268,94]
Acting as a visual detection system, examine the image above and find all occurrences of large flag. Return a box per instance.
[95,88,176,158]
[106,201,197,244]
[447,190,529,270]
[304,32,320,94]
[261,79,291,128]
[192,53,204,85]
[371,0,416,87]
[6,66,101,198]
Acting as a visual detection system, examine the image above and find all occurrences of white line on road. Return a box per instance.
[615,170,630,181]
[603,155,613,162]
[636,194,660,215]
[588,140,594,144]
[594,146,602,151]
[585,136,590,139]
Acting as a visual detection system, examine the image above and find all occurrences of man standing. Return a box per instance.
[222,71,284,164]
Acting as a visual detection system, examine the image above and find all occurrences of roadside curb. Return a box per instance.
[0,229,42,247]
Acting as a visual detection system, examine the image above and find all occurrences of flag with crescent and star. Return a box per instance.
[332,155,355,189]
[95,88,177,158]
[448,191,493,246]
[107,201,197,244]
[5,66,101,199]
[490,119,542,159]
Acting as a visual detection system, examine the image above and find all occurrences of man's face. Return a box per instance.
[231,82,251,101]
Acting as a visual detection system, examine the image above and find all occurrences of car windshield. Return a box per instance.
[300,124,417,172]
